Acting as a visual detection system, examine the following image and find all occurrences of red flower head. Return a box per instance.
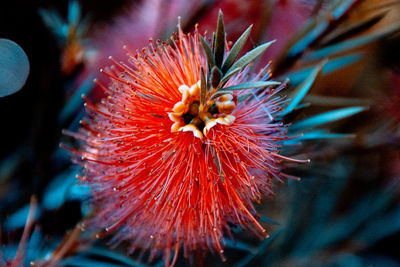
[65,11,306,265]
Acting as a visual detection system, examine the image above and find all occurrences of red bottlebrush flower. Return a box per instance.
[65,12,306,265]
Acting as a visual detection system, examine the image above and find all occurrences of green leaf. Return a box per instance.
[211,81,280,99]
[221,25,253,74]
[281,62,325,116]
[219,67,241,85]
[200,67,206,108]
[210,66,222,88]
[290,106,366,132]
[223,81,280,91]
[200,35,215,70]
[227,41,275,74]
[214,10,225,68]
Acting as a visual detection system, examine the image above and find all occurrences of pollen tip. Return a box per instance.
[108,56,112,59]
[99,68,103,72]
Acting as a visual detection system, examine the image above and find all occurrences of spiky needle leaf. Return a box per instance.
[223,81,281,91]
[227,41,275,75]
[200,67,207,109]
[214,10,225,68]
[221,25,253,74]
[212,81,280,99]
[211,66,222,89]
[200,36,215,70]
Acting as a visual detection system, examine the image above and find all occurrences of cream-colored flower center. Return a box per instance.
[168,81,236,139]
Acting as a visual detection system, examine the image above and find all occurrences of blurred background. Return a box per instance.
[1,0,400,266]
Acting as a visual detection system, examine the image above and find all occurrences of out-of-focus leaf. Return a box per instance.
[38,8,66,42]
[82,248,148,267]
[312,192,393,250]
[281,62,324,116]
[68,0,81,26]
[4,204,41,231]
[303,95,371,106]
[290,106,366,132]
[329,254,400,267]
[59,74,94,124]
[260,215,280,225]
[331,0,360,20]
[284,130,355,145]
[61,256,130,267]
[319,10,388,46]
[224,239,257,253]
[278,0,358,60]
[357,203,400,243]
[283,53,363,85]
[305,23,400,61]
[236,229,282,267]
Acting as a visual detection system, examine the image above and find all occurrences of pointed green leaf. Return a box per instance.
[210,66,222,88]
[221,25,253,74]
[212,81,280,99]
[219,67,241,85]
[200,35,215,70]
[227,41,275,74]
[200,67,206,109]
[223,81,280,91]
[211,32,216,54]
[281,62,325,116]
[214,10,225,68]
[290,106,367,132]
